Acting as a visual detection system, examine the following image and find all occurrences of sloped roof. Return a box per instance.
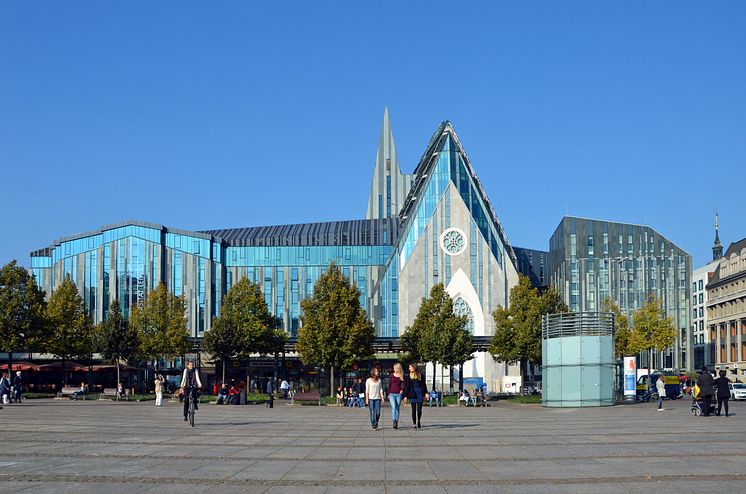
[708,237,746,287]
[397,121,517,265]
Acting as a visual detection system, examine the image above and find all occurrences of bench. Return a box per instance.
[99,388,129,401]
[58,386,87,400]
[290,391,321,406]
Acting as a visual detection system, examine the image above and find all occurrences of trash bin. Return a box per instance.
[239,390,246,405]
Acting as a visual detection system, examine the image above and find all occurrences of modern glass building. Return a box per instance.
[548,216,692,370]
[30,111,522,391]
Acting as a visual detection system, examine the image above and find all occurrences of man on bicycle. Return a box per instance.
[180,360,202,422]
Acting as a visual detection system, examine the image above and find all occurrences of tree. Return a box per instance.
[0,261,47,375]
[204,277,275,384]
[131,283,189,370]
[45,275,95,385]
[628,295,676,384]
[489,275,568,394]
[98,299,139,386]
[602,298,631,358]
[297,262,375,396]
[402,283,473,391]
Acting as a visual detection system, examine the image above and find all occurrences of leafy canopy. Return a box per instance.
[628,295,676,355]
[602,298,632,358]
[0,260,47,354]
[489,275,567,366]
[204,277,277,363]
[45,275,95,362]
[402,283,473,367]
[131,283,189,363]
[296,262,374,370]
[97,299,139,364]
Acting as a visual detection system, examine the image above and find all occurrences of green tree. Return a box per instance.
[98,299,139,386]
[628,295,676,384]
[489,275,567,394]
[204,277,276,384]
[297,262,375,395]
[131,283,189,370]
[45,275,95,385]
[0,261,47,374]
[402,283,473,391]
[602,298,632,358]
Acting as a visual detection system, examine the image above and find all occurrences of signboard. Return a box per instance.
[624,357,636,397]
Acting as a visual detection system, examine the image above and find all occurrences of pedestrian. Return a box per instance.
[154,374,164,407]
[402,363,429,429]
[714,370,731,417]
[656,375,666,411]
[266,378,274,408]
[365,367,384,430]
[280,379,290,399]
[697,366,715,417]
[0,373,10,404]
[13,371,22,403]
[387,363,404,429]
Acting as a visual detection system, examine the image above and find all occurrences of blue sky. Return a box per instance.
[1,2,744,268]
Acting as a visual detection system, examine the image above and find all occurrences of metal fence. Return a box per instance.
[542,312,615,339]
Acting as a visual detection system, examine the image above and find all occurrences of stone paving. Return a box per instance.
[0,397,745,493]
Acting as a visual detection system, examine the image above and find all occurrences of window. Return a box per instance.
[699,293,703,304]
[698,280,703,291]
[699,307,703,318]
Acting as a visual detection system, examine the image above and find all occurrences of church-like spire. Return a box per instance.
[713,210,723,261]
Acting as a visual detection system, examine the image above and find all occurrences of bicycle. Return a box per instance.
[185,386,198,427]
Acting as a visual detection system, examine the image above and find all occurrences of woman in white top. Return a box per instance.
[154,374,164,407]
[365,368,385,430]
[656,376,666,411]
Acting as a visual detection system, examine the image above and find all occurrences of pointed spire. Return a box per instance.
[713,210,723,261]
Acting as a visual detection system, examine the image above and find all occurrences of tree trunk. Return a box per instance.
[247,356,252,393]
[432,361,437,393]
[330,364,335,397]
[116,359,121,389]
[648,348,653,395]
[449,366,454,394]
[520,358,526,396]
[440,364,444,396]
[458,363,463,393]
[62,358,67,387]
[529,362,536,393]
[222,360,226,384]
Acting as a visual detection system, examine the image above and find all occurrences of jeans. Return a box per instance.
[389,393,402,421]
[368,399,381,428]
[183,388,199,418]
[657,396,664,409]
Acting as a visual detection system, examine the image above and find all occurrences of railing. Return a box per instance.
[542,312,614,339]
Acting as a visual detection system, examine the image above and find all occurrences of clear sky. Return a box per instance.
[1,2,744,268]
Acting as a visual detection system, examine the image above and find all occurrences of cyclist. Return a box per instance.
[180,360,202,422]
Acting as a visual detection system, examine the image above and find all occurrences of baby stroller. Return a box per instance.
[690,386,717,416]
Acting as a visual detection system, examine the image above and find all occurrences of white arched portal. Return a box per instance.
[445,268,484,336]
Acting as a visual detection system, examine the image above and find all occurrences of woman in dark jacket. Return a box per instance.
[402,364,429,429]
[714,370,731,417]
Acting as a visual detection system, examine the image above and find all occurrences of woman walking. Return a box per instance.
[402,364,429,429]
[365,368,384,430]
[388,363,404,429]
[154,374,164,407]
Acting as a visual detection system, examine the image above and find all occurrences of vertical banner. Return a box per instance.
[623,357,636,397]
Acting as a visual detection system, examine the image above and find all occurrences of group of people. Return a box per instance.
[0,371,23,406]
[365,363,430,431]
[458,387,486,406]
[691,366,733,417]
[336,378,366,408]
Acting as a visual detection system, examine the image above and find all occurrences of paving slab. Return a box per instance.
[0,398,745,492]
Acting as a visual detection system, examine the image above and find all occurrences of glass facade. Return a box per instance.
[549,217,692,370]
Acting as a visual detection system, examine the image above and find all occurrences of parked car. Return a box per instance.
[729,382,746,401]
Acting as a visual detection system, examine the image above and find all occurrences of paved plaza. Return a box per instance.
[0,398,745,493]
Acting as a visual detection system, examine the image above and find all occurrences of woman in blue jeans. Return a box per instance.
[365,368,384,431]
[387,363,404,429]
